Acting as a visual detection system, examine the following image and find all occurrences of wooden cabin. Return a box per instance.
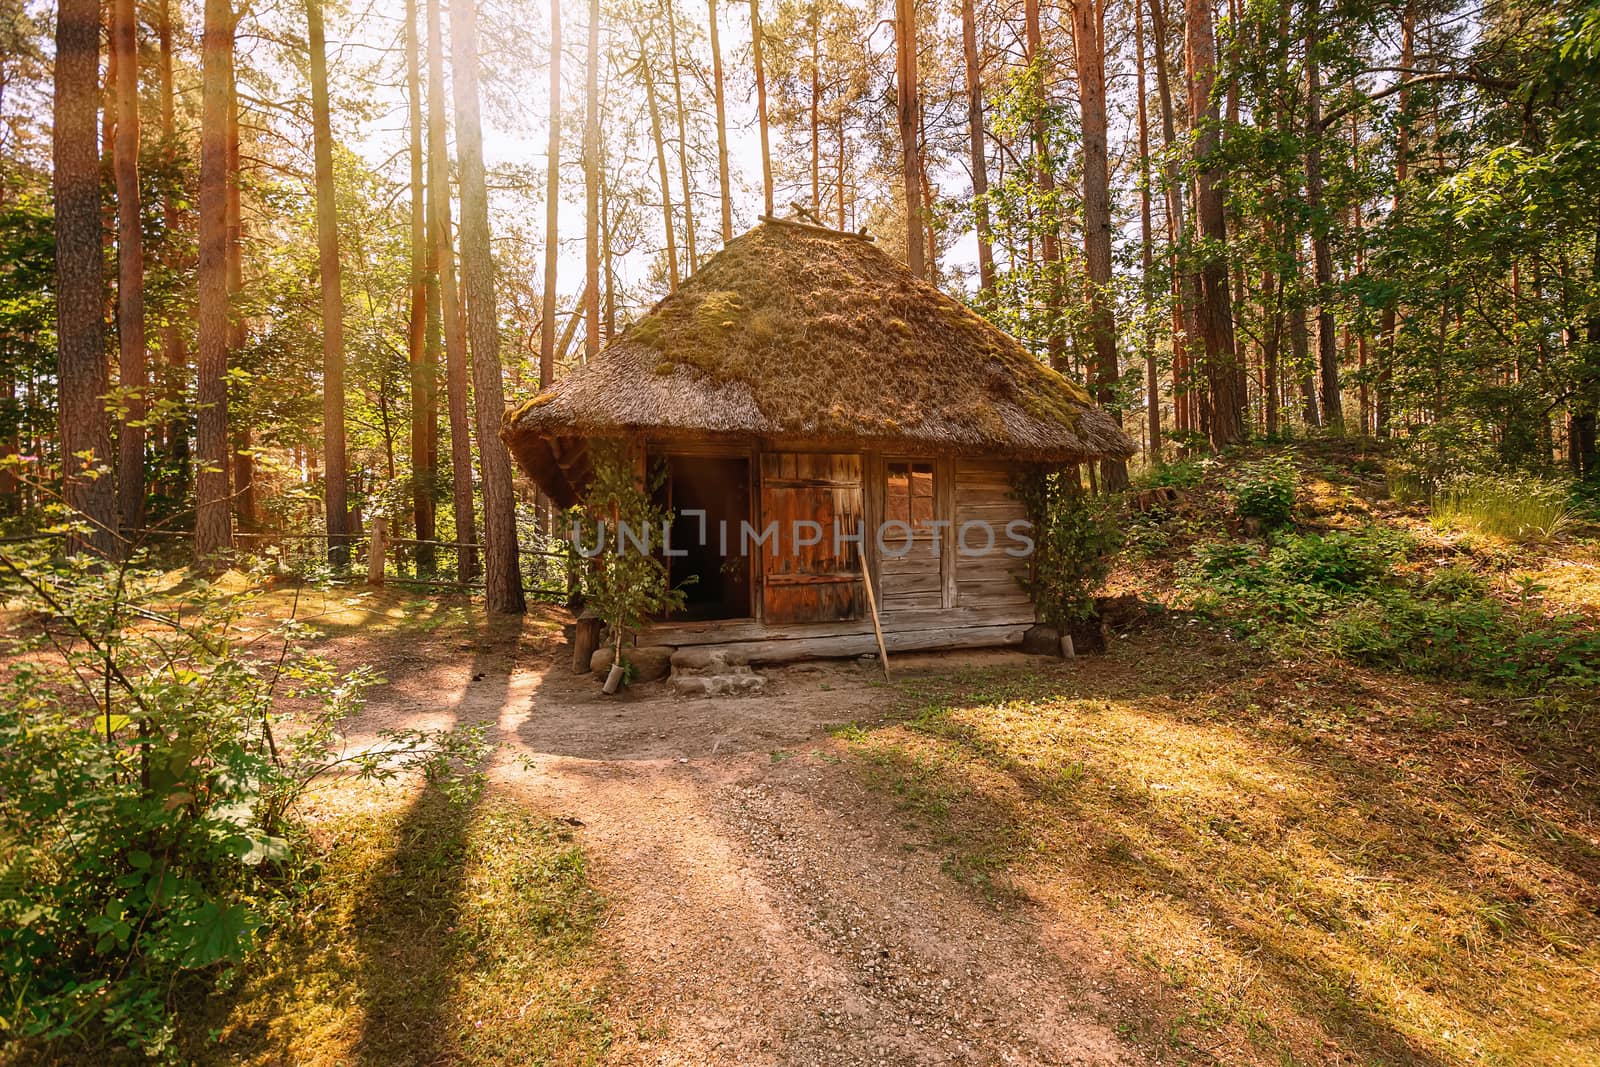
[501,217,1135,665]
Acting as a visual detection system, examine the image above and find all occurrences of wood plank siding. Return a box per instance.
[642,447,1037,662]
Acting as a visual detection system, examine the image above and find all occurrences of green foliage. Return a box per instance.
[1226,455,1297,530]
[0,554,489,1060]
[1183,526,1598,693]
[1013,470,1121,627]
[1431,473,1576,542]
[1137,456,1213,490]
[568,442,688,666]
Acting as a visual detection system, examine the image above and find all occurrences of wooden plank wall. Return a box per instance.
[953,459,1034,622]
[640,451,1037,662]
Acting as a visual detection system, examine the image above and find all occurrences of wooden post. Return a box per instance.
[572,607,603,674]
[366,515,387,585]
[859,555,890,680]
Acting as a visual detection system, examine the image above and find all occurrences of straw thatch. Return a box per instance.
[504,217,1135,500]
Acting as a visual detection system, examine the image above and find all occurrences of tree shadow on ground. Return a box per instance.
[850,635,1600,1065]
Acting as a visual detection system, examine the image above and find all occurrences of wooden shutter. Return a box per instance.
[759,452,865,624]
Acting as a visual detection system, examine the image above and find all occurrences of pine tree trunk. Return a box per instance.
[195,0,234,560]
[665,0,696,270]
[427,0,479,581]
[1024,0,1064,367]
[1182,0,1244,446]
[450,0,527,615]
[810,14,821,213]
[1072,0,1125,489]
[308,0,350,566]
[406,0,437,569]
[640,46,680,289]
[894,0,924,277]
[1304,0,1342,431]
[1148,0,1195,439]
[112,0,146,534]
[158,0,189,495]
[1375,0,1413,437]
[750,0,773,216]
[541,0,562,386]
[960,0,995,297]
[226,70,254,528]
[55,0,119,557]
[585,0,602,359]
[1135,0,1158,461]
[709,0,733,242]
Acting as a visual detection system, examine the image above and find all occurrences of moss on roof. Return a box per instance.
[504,218,1134,473]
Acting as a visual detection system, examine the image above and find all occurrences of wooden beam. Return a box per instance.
[697,623,1026,666]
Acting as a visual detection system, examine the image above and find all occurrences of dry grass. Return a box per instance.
[842,637,1600,1066]
[182,782,612,1066]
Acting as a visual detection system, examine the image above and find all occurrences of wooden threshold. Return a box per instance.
[643,604,1036,648]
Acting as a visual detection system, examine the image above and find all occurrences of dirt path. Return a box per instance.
[333,615,1161,1066]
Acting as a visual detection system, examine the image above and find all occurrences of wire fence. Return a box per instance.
[106,521,573,601]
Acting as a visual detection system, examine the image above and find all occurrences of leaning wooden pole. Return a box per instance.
[860,556,890,680]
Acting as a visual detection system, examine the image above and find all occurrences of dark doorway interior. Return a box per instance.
[656,453,752,621]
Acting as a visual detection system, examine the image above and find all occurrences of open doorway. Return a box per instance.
[654,453,752,621]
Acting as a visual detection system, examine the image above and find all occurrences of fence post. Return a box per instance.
[367,516,387,586]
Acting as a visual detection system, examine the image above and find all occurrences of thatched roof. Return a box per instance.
[503,217,1135,504]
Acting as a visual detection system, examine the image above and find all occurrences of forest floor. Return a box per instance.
[188,448,1600,1067]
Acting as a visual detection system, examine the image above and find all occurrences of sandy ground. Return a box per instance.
[332,612,1168,1066]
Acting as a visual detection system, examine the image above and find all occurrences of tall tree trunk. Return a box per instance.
[750,0,773,216]
[308,0,350,566]
[836,109,847,227]
[709,0,733,242]
[640,46,680,289]
[1290,254,1318,426]
[1072,0,1125,489]
[1025,0,1064,367]
[1135,0,1158,461]
[450,0,527,614]
[1183,0,1244,445]
[226,66,254,529]
[406,0,437,569]
[113,0,146,534]
[194,0,233,560]
[1304,0,1342,431]
[1148,0,1195,439]
[665,0,696,269]
[428,0,478,580]
[585,0,602,359]
[158,0,189,495]
[55,0,119,557]
[541,0,562,386]
[1375,0,1413,437]
[810,12,821,212]
[894,0,924,277]
[1569,226,1599,479]
[960,0,995,298]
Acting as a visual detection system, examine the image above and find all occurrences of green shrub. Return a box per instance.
[1138,456,1212,490]
[1431,473,1574,541]
[1014,471,1122,627]
[568,442,688,674]
[1227,455,1297,530]
[1326,589,1600,691]
[0,555,489,1060]
[1270,528,1408,592]
[1181,526,1597,694]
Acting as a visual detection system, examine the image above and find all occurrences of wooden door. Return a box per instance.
[759,452,865,624]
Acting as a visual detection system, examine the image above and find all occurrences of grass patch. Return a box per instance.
[1431,474,1575,542]
[183,784,610,1066]
[837,655,1600,1065]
